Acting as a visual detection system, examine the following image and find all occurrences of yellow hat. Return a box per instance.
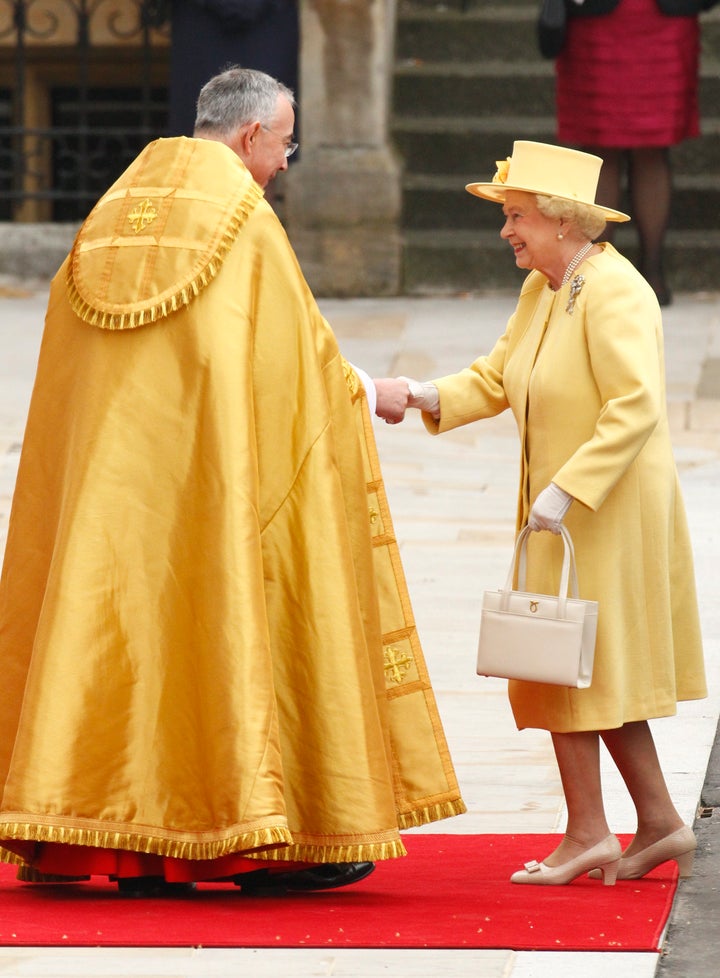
[466,140,630,223]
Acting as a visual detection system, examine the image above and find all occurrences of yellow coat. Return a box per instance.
[426,244,706,732]
[0,137,464,872]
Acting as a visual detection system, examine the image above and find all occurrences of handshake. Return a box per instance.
[373,376,440,424]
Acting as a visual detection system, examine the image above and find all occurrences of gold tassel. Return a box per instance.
[397,798,467,831]
[0,845,24,866]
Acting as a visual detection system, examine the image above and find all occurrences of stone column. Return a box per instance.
[286,0,401,296]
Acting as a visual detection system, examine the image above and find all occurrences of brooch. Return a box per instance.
[566,273,585,315]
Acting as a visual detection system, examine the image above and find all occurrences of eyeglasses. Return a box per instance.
[261,125,298,158]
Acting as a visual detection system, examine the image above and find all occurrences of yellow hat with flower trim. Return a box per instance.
[466,140,630,223]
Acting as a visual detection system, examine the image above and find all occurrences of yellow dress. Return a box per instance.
[425,245,706,733]
[0,137,464,877]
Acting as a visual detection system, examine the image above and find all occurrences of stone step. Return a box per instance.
[393,60,720,120]
[396,6,720,64]
[391,117,720,176]
[394,60,556,118]
[0,223,78,279]
[400,0,543,10]
[401,173,720,232]
[396,7,538,65]
[401,229,720,295]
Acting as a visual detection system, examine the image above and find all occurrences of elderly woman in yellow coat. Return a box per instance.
[376,141,706,886]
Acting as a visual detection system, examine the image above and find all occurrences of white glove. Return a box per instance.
[528,483,574,534]
[397,376,440,418]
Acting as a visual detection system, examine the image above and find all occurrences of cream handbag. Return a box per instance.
[476,526,598,688]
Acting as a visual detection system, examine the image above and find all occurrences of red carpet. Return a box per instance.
[0,834,678,950]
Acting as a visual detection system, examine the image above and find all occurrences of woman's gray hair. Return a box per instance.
[194,66,295,138]
[535,195,607,240]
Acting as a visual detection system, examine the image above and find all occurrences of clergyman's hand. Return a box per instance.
[373,377,412,424]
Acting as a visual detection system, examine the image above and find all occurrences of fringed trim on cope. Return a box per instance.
[397,798,467,831]
[66,180,264,330]
[250,838,408,863]
[0,821,292,862]
[0,845,24,866]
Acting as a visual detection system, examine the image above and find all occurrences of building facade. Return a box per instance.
[0,0,401,293]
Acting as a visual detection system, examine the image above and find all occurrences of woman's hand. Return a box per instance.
[528,483,574,533]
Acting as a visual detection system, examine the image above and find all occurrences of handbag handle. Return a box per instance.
[502,525,580,616]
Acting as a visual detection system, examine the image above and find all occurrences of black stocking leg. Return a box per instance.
[628,147,673,305]
[583,146,625,245]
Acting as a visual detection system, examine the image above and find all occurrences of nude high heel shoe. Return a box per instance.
[510,834,622,886]
[589,825,696,881]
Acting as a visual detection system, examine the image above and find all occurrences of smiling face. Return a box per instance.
[499,190,561,277]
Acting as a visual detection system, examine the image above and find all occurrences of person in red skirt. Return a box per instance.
[556,0,716,306]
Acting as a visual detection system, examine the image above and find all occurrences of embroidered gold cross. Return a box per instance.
[384,645,413,685]
[128,198,158,234]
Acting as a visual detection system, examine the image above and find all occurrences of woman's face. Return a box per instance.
[499,190,559,273]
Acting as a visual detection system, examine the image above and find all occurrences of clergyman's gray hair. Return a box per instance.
[193,66,295,138]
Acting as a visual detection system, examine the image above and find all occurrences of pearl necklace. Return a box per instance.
[561,241,594,286]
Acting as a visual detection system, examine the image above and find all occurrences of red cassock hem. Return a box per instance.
[26,843,311,882]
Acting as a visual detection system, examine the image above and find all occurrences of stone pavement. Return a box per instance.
[0,281,718,977]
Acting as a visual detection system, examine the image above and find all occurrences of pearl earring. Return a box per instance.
[557,232,564,240]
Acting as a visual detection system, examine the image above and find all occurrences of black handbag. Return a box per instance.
[538,0,568,59]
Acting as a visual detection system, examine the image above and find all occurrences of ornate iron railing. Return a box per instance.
[0,0,169,221]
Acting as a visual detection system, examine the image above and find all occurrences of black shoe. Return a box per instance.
[116,875,197,897]
[235,861,375,895]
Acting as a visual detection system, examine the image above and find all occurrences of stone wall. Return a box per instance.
[285,0,403,296]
